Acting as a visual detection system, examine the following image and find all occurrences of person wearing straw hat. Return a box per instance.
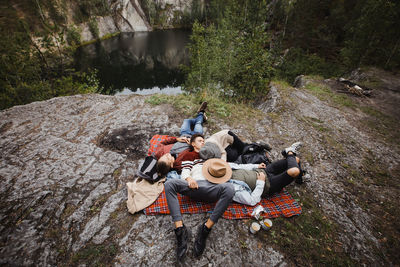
[164,158,235,260]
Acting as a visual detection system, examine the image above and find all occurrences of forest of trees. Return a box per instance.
[1,0,399,109]
[185,0,400,100]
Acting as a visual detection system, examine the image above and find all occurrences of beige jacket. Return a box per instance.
[126,177,165,214]
[205,129,234,161]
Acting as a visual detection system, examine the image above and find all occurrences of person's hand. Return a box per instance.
[258,163,266,169]
[186,177,198,189]
[257,172,266,181]
[177,137,190,144]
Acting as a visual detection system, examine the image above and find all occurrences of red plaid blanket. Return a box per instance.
[144,189,301,219]
[147,135,171,156]
[144,135,301,219]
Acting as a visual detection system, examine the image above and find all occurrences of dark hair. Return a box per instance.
[189,134,204,151]
[156,160,171,178]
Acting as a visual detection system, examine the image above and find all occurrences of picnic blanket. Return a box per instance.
[147,134,171,156]
[143,134,302,219]
[144,189,301,219]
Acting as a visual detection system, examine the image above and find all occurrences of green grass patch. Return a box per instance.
[302,150,316,165]
[145,91,264,132]
[259,187,355,266]
[359,106,400,144]
[298,115,331,134]
[271,79,292,89]
[361,152,396,188]
[323,135,345,155]
[340,150,400,264]
[304,82,355,108]
[70,244,118,266]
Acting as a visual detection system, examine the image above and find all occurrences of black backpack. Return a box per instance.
[136,156,161,183]
[235,142,271,165]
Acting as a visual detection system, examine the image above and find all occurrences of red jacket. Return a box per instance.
[154,136,178,159]
[173,150,199,171]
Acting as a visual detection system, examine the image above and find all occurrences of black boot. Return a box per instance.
[174,225,190,261]
[296,169,306,184]
[193,223,211,257]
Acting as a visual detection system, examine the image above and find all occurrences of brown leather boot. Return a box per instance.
[197,101,207,113]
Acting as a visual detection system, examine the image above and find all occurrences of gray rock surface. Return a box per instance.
[1,71,399,265]
[0,94,286,266]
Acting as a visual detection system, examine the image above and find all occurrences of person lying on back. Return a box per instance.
[156,134,205,177]
[155,102,207,176]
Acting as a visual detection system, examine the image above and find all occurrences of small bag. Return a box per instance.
[137,156,161,183]
[235,142,272,165]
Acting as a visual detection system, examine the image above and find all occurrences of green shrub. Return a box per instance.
[88,19,99,39]
[66,26,81,46]
[0,70,100,110]
[185,12,274,102]
[0,20,100,110]
[276,48,344,83]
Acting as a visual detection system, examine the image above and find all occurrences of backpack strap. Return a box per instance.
[137,156,160,183]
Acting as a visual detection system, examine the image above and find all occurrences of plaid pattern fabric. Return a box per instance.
[144,189,301,219]
[147,135,171,156]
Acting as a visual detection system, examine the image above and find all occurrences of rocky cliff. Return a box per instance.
[79,0,203,43]
[0,68,399,265]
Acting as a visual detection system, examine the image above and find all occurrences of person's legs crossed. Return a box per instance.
[228,131,246,152]
[192,112,204,134]
[266,159,288,176]
[180,112,204,136]
[268,155,300,194]
[226,131,246,162]
[180,118,195,136]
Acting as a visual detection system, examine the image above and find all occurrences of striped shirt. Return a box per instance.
[181,159,205,181]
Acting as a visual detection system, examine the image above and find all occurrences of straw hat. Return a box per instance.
[202,158,232,184]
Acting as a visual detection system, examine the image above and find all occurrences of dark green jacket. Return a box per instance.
[231,168,270,197]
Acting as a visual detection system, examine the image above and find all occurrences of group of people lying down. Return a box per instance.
[152,102,304,261]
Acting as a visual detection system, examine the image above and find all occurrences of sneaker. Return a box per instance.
[174,225,190,261]
[197,101,208,113]
[193,223,211,257]
[281,141,302,157]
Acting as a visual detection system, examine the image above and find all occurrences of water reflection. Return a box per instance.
[74,29,191,95]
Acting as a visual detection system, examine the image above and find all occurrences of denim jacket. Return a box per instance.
[228,179,265,206]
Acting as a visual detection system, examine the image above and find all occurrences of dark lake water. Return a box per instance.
[74,29,191,95]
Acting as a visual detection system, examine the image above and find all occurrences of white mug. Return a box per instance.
[249,222,261,234]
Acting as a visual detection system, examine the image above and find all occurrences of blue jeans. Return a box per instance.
[166,170,181,181]
[180,112,204,136]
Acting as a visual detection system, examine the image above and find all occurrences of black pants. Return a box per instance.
[225,131,246,162]
[266,155,299,195]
